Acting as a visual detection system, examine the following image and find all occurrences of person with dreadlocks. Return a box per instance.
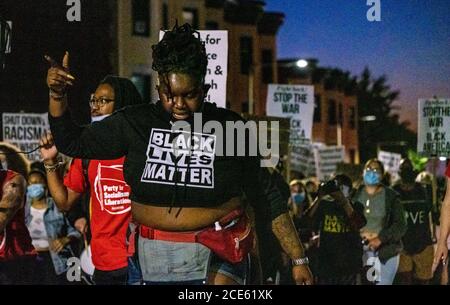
[39,75,144,285]
[0,142,36,284]
[45,23,313,285]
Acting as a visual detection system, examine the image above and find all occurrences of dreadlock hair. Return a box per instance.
[152,23,208,84]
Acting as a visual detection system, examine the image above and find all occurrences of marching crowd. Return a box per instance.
[0,23,449,285]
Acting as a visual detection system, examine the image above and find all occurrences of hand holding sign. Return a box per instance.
[45,51,75,98]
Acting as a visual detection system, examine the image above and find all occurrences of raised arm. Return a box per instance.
[46,52,129,160]
[39,132,82,212]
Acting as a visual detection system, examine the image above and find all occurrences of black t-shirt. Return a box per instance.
[314,198,364,277]
[393,183,432,254]
[49,101,288,220]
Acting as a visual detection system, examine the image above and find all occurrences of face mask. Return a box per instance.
[363,170,381,186]
[27,184,46,200]
[341,185,351,197]
[292,192,306,205]
[399,168,416,184]
[91,114,111,123]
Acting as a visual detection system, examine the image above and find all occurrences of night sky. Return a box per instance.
[264,0,450,131]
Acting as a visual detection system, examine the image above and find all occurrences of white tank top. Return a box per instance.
[28,206,49,249]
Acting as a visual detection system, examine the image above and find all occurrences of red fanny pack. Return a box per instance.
[139,209,254,264]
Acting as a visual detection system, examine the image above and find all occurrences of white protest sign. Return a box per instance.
[314,145,345,181]
[377,150,402,181]
[2,113,49,161]
[159,31,228,108]
[291,143,316,177]
[418,98,450,157]
[266,84,314,142]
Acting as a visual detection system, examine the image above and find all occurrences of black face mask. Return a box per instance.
[399,168,416,184]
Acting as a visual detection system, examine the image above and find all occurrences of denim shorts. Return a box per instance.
[138,236,248,284]
[208,252,248,285]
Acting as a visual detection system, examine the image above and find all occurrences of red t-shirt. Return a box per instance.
[64,158,131,271]
[446,163,450,177]
[0,170,36,261]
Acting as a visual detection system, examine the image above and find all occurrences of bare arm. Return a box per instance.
[439,177,450,246]
[46,166,81,212]
[433,177,450,273]
[0,175,26,232]
[40,133,82,212]
[272,212,306,259]
[272,212,314,284]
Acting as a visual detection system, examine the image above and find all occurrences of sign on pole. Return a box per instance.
[418,98,450,157]
[2,113,49,161]
[266,84,315,142]
[160,30,228,108]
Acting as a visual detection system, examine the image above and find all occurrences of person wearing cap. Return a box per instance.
[25,161,81,284]
[39,76,144,285]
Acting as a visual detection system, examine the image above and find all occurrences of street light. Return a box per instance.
[296,59,308,68]
[360,115,376,122]
[248,59,309,115]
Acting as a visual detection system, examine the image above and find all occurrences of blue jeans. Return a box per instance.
[127,256,142,285]
[138,237,248,284]
[363,249,399,285]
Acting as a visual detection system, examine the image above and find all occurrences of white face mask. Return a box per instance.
[91,114,111,123]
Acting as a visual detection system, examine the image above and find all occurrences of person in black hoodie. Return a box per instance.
[44,23,313,285]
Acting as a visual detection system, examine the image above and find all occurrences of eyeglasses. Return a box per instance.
[89,94,114,108]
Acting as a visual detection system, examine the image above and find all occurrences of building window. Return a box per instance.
[132,0,150,36]
[328,99,337,125]
[131,74,151,103]
[338,103,343,125]
[314,94,322,123]
[205,21,219,30]
[261,49,273,84]
[162,3,169,30]
[240,36,253,75]
[242,102,249,113]
[349,106,356,129]
[182,8,199,29]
